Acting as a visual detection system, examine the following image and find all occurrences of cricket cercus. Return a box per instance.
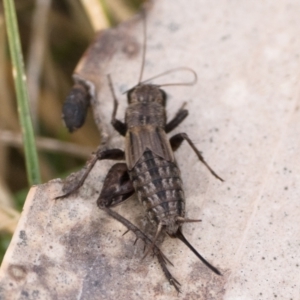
[57,13,224,293]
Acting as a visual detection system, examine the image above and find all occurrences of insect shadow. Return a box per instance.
[56,10,224,293]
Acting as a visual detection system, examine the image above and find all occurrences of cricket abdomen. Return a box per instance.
[129,149,185,225]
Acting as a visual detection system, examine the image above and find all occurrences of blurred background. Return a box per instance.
[0,0,144,264]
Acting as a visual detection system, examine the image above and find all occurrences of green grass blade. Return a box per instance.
[3,0,41,186]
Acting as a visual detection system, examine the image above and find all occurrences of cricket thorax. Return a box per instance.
[125,102,166,128]
[129,149,185,231]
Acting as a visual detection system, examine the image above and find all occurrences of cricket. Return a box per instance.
[56,10,223,292]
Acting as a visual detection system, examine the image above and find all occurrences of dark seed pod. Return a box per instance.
[62,83,90,132]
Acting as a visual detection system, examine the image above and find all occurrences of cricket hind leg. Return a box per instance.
[99,205,181,293]
[55,148,125,199]
[97,163,181,292]
[96,163,135,207]
[169,133,224,182]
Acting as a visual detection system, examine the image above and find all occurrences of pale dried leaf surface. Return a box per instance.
[1,0,300,299]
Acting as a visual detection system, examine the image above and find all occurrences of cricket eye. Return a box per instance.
[127,89,134,103]
[160,89,167,106]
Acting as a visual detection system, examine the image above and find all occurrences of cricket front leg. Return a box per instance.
[165,102,188,133]
[107,75,127,136]
[97,163,181,292]
[55,148,125,200]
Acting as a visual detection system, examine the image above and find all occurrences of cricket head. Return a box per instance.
[127,84,167,106]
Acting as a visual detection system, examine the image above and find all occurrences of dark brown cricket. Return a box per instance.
[56,12,224,293]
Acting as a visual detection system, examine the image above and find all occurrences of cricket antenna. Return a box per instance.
[123,11,197,94]
[141,67,198,87]
[175,229,222,276]
[137,9,147,84]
